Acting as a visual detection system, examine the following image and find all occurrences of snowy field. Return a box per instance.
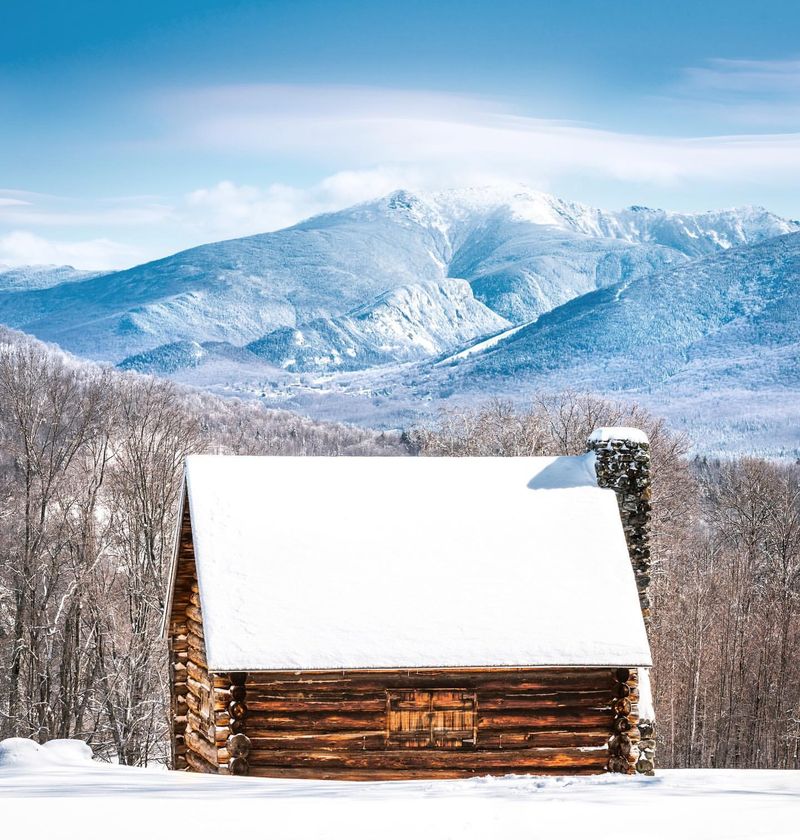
[1,740,798,840]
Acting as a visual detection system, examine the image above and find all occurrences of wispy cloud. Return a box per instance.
[0,230,144,271]
[667,57,800,129]
[681,58,800,94]
[162,84,800,185]
[0,190,175,227]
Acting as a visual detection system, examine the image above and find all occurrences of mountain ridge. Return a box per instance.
[1,185,794,363]
[1,186,798,454]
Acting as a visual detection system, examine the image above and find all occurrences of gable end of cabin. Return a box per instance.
[167,492,232,774]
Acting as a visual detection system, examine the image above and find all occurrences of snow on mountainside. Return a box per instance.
[0,264,99,291]
[120,278,508,373]
[2,186,793,365]
[245,278,509,371]
[434,230,800,391]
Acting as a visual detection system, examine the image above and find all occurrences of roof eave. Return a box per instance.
[159,476,188,640]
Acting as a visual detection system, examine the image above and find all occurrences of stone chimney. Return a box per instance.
[588,426,655,775]
[587,427,652,628]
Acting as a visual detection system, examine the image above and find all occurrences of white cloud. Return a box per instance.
[681,58,800,95]
[666,58,800,129]
[0,190,174,227]
[163,84,800,186]
[0,231,143,271]
[184,168,432,237]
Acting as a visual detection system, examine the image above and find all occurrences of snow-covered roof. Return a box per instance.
[180,454,652,671]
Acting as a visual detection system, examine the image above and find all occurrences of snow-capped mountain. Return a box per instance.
[0,186,798,453]
[3,186,794,365]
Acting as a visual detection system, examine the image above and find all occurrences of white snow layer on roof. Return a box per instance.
[183,454,652,671]
[588,427,650,444]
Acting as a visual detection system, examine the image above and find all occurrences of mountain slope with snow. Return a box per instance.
[435,230,800,392]
[244,278,509,371]
[2,186,793,364]
[0,264,100,292]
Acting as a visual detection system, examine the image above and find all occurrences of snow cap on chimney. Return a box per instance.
[588,427,649,445]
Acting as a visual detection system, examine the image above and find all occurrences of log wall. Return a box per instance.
[168,498,223,773]
[232,667,640,780]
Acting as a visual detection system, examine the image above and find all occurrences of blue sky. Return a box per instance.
[2,0,799,268]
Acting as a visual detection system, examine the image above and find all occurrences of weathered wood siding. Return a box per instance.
[231,668,640,780]
[168,498,222,773]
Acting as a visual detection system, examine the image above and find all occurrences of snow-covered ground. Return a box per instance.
[1,739,798,840]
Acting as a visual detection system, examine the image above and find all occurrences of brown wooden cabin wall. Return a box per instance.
[228,667,640,780]
[168,499,226,773]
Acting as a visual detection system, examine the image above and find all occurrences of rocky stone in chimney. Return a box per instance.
[587,427,652,628]
[588,426,655,776]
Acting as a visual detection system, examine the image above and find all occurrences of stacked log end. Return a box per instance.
[168,501,196,771]
[169,499,220,773]
[224,672,251,775]
[607,668,640,774]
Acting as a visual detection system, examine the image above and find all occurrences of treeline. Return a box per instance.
[412,398,800,769]
[1,327,798,769]
[0,327,403,763]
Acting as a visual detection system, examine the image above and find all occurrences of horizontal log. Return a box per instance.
[187,631,205,653]
[247,729,612,751]
[245,672,615,694]
[478,690,613,709]
[247,698,388,713]
[184,749,218,775]
[186,675,211,702]
[186,731,220,768]
[185,689,202,717]
[186,660,209,685]
[215,729,232,747]
[248,765,606,780]
[186,644,207,669]
[187,710,214,742]
[172,635,188,653]
[243,708,611,733]
[249,731,388,750]
[245,712,385,731]
[247,668,615,681]
[245,747,609,771]
[478,711,614,729]
[186,618,205,640]
[186,605,204,626]
[214,709,232,727]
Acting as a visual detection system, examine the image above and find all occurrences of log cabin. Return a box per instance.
[163,427,656,780]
